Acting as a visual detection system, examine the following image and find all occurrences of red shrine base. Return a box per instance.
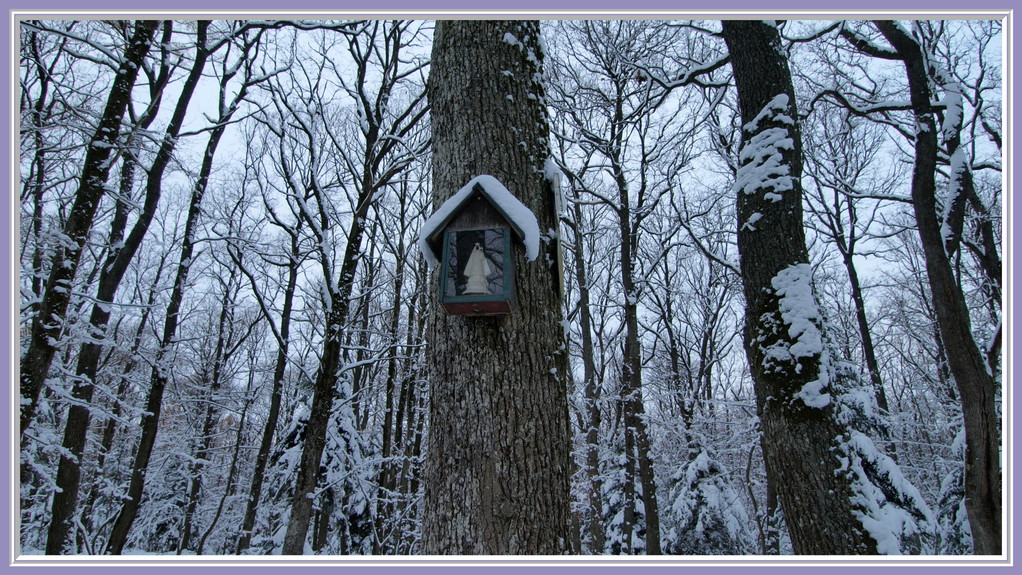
[441,300,512,316]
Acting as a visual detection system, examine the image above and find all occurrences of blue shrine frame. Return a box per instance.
[438,226,515,315]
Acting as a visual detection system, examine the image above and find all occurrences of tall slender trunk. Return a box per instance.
[873,20,1001,555]
[46,149,137,554]
[349,218,380,431]
[104,24,223,553]
[235,237,299,554]
[178,279,235,554]
[280,22,427,552]
[281,211,368,554]
[569,195,606,553]
[614,158,661,556]
[374,230,406,554]
[843,251,889,411]
[44,22,182,553]
[81,251,168,536]
[23,29,59,305]
[20,20,158,440]
[196,366,253,555]
[831,219,896,455]
[394,273,428,553]
[765,479,781,554]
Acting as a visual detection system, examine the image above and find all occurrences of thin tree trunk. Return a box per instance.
[843,251,890,411]
[279,21,426,550]
[765,478,780,554]
[44,22,182,553]
[394,275,427,553]
[311,488,334,553]
[81,250,168,536]
[196,375,252,556]
[178,278,235,554]
[104,24,222,553]
[46,147,137,554]
[568,195,606,553]
[349,220,379,432]
[374,229,406,554]
[235,236,300,554]
[614,152,661,556]
[835,227,895,452]
[280,208,368,554]
[873,20,1001,555]
[22,28,64,305]
[20,19,158,440]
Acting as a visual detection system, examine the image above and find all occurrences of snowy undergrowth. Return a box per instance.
[834,427,936,554]
[663,447,753,555]
[936,426,972,554]
[600,449,647,554]
[253,377,374,555]
[829,345,936,554]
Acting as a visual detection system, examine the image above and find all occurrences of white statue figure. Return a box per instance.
[462,242,492,294]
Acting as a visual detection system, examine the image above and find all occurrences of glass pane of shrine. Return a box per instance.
[443,228,507,299]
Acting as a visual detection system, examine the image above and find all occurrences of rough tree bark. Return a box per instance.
[421,20,571,555]
[721,20,877,554]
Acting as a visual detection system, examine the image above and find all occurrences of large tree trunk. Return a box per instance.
[722,20,877,555]
[420,20,571,555]
[873,20,1001,555]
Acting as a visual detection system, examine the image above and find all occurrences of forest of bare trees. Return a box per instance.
[17,17,1004,557]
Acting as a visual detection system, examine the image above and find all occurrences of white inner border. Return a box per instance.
[8,8,1013,567]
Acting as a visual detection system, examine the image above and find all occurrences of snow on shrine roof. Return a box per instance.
[417,175,540,267]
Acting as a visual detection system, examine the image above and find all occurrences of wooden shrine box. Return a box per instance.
[420,177,537,316]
